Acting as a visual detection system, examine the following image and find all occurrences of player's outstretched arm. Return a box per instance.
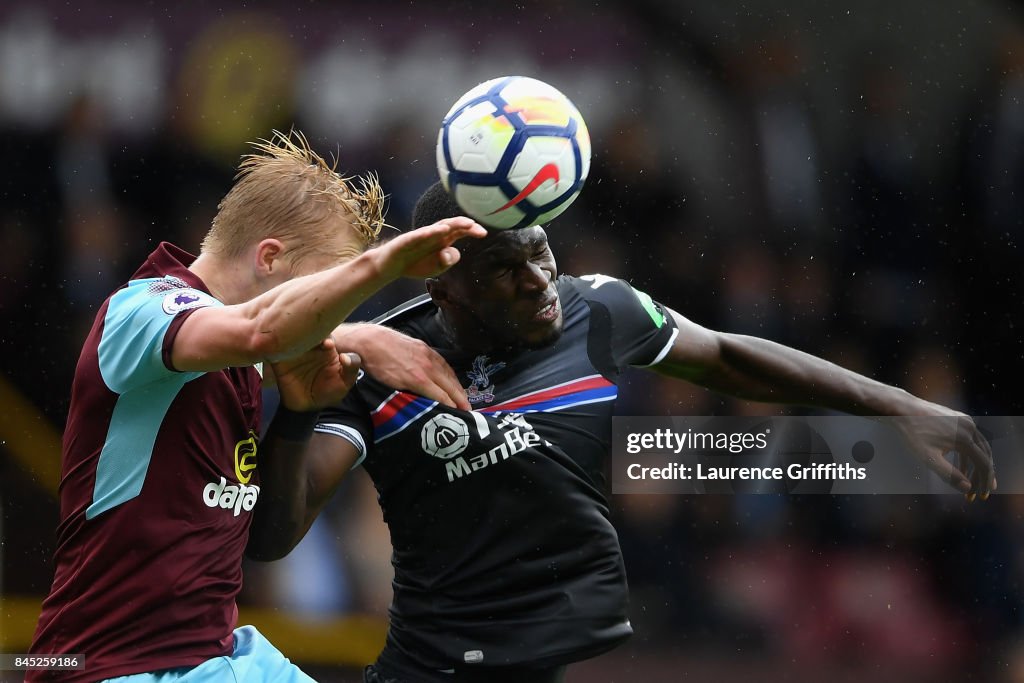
[652,308,995,498]
[172,218,486,373]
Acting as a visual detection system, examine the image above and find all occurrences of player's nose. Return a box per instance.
[517,261,550,292]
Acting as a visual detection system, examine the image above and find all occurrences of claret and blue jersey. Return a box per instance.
[316,273,678,670]
[29,243,264,683]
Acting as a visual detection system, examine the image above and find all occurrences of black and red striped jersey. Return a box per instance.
[317,274,678,669]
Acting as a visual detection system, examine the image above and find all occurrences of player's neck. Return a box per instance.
[436,309,525,358]
[189,253,259,304]
[436,309,493,356]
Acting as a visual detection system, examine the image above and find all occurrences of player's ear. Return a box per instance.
[254,238,287,276]
[427,277,470,315]
[426,277,448,306]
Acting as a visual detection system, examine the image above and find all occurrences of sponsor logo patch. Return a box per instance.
[440,413,547,483]
[201,432,260,516]
[420,414,471,460]
[202,477,260,517]
[234,431,258,484]
[162,288,216,315]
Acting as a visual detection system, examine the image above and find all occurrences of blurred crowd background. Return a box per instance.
[1,1,1022,681]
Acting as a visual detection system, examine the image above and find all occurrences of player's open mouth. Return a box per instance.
[534,300,559,322]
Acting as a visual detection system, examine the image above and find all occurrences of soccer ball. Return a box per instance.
[436,76,591,230]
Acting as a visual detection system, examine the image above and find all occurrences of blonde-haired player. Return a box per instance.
[28,131,484,683]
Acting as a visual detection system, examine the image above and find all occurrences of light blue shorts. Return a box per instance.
[102,625,316,683]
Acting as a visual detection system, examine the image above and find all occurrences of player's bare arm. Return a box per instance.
[171,218,486,373]
[332,323,470,410]
[247,431,359,561]
[652,308,995,498]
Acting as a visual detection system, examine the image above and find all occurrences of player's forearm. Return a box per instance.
[692,333,923,415]
[246,410,319,561]
[240,249,398,362]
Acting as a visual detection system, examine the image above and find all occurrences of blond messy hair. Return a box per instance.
[201,130,386,264]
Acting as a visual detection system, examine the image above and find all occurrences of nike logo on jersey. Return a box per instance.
[488,163,560,214]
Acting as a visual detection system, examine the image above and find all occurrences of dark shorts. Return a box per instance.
[363,644,567,683]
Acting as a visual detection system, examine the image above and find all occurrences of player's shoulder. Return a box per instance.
[108,275,221,319]
[562,273,672,331]
[370,293,436,335]
[560,273,646,305]
[372,290,432,325]
[338,295,437,402]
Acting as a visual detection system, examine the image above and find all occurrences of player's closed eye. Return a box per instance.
[488,263,515,280]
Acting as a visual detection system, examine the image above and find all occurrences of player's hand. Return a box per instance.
[271,338,361,412]
[890,404,996,500]
[375,217,487,279]
[334,324,469,411]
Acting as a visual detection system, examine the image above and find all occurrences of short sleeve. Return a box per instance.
[97,281,220,394]
[315,384,374,468]
[573,274,679,372]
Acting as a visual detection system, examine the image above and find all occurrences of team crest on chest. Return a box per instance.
[465,355,506,405]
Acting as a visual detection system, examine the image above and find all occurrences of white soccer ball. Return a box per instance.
[436,76,591,230]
